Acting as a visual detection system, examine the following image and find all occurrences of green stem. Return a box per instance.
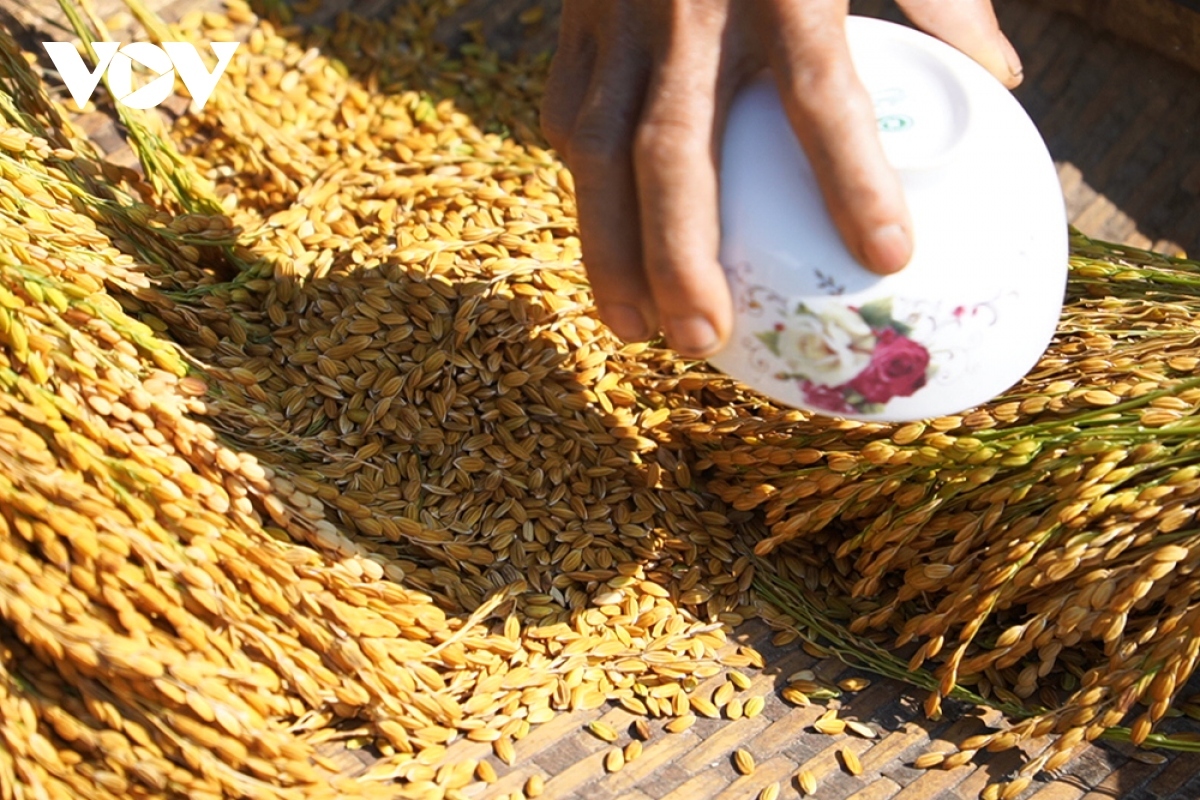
[754,567,1200,752]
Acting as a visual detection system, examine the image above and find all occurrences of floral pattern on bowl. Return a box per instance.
[721,257,1014,419]
[755,298,934,415]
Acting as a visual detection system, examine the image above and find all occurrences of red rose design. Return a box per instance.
[847,328,930,404]
[801,380,852,414]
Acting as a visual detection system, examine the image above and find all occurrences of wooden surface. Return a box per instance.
[415,618,1200,800]
[1036,0,1200,74]
[4,1,1200,798]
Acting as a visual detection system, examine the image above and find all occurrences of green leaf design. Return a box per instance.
[857,298,895,330]
[756,330,782,356]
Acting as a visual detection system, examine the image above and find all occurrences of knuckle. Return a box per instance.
[565,122,630,170]
[785,70,875,134]
[786,57,855,109]
[632,114,702,168]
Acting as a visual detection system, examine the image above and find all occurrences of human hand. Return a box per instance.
[541,0,1023,358]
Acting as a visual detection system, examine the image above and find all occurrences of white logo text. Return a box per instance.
[42,41,239,111]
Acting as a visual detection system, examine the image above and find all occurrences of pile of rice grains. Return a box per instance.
[2,1,1200,797]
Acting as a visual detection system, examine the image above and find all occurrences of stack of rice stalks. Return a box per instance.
[0,0,1198,798]
[706,250,1200,788]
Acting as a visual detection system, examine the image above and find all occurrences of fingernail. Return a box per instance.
[665,315,720,357]
[601,303,649,341]
[1001,36,1024,84]
[863,224,912,273]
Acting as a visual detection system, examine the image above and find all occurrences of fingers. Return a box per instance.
[632,6,734,357]
[539,3,595,151]
[549,2,741,355]
[758,1,913,275]
[898,0,1023,88]
[547,0,1020,359]
[558,32,659,342]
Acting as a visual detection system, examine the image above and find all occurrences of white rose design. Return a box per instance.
[778,305,875,386]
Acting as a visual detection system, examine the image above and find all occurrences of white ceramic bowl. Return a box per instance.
[709,16,1067,422]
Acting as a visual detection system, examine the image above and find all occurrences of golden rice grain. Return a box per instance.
[839,747,863,776]
[782,688,811,706]
[495,738,517,766]
[798,769,818,795]
[734,748,756,776]
[1001,777,1032,799]
[691,695,722,718]
[942,750,978,769]
[788,681,825,695]
[588,721,618,743]
[814,711,846,736]
[729,670,753,690]
[665,714,697,734]
[476,761,498,783]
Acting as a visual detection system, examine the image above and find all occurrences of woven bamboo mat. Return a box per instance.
[4,0,1200,798]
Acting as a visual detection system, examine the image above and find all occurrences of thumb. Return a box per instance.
[898,0,1024,88]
